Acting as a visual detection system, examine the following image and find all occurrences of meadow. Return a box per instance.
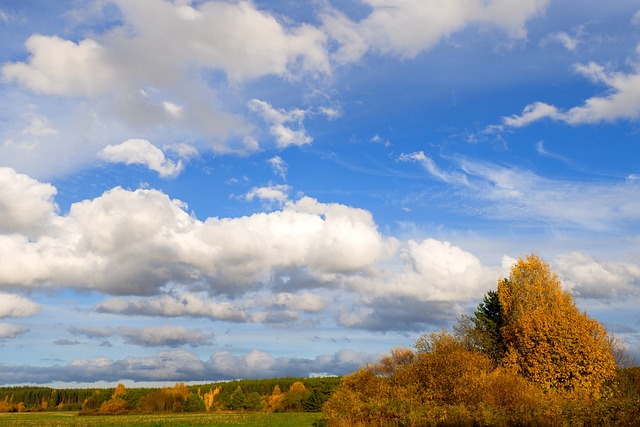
[0,411,323,426]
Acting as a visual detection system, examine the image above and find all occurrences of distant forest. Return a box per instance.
[0,376,340,414]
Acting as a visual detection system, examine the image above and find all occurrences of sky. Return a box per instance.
[0,0,639,387]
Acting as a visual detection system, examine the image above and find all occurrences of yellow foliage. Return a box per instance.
[0,396,11,413]
[112,383,126,399]
[99,397,128,414]
[203,386,221,411]
[498,255,616,396]
[411,331,493,405]
[289,381,306,393]
[371,347,415,378]
[163,382,190,399]
[267,385,283,412]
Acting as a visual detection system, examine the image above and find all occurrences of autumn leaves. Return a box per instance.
[322,255,637,426]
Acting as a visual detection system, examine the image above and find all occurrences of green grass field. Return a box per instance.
[0,412,325,426]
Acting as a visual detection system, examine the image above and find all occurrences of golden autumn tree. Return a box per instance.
[203,386,221,411]
[112,383,126,399]
[498,254,616,396]
[266,385,284,412]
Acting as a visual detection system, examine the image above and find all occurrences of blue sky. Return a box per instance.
[0,0,639,386]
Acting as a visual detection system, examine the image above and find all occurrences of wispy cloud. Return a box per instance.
[399,151,469,185]
[268,156,287,180]
[403,155,640,232]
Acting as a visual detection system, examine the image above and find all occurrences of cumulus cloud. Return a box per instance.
[0,0,551,176]
[99,139,183,177]
[0,168,535,332]
[0,167,57,236]
[5,166,638,333]
[1,1,329,93]
[343,238,500,302]
[1,35,115,97]
[0,0,332,175]
[0,168,398,297]
[71,325,214,348]
[554,253,640,299]
[0,294,39,318]
[0,348,374,384]
[324,0,549,62]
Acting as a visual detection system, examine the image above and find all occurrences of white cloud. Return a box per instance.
[2,1,330,93]
[324,0,549,61]
[543,30,582,51]
[346,238,500,303]
[0,323,29,339]
[96,293,248,322]
[501,101,561,128]
[0,167,57,236]
[438,158,640,231]
[248,99,312,147]
[0,169,398,297]
[162,101,183,118]
[244,185,291,206]
[20,115,58,138]
[259,291,333,314]
[268,156,287,179]
[72,325,214,348]
[0,0,551,177]
[2,166,639,333]
[166,143,198,160]
[402,155,640,232]
[1,35,115,96]
[564,60,640,123]
[0,0,333,175]
[0,294,39,318]
[554,253,640,299]
[399,151,469,185]
[99,139,183,177]
[498,49,640,128]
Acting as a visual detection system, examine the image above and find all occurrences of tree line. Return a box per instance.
[0,376,340,414]
[322,255,640,426]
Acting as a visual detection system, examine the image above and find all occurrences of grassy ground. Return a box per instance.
[0,412,325,426]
